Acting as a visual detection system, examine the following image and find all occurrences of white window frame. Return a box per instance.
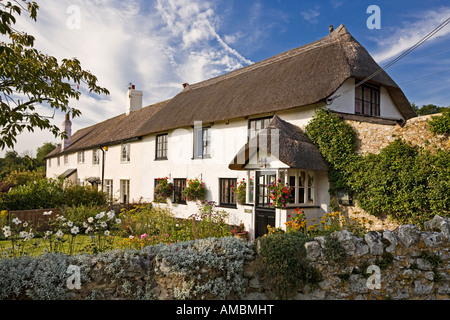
[120,179,130,204]
[64,154,69,166]
[78,151,85,164]
[121,143,131,163]
[92,149,100,165]
[288,169,315,205]
[105,179,113,202]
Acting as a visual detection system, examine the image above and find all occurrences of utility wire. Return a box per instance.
[327,16,450,105]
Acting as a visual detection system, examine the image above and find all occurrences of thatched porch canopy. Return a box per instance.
[229,116,328,171]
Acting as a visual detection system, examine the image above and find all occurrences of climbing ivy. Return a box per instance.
[306,109,450,226]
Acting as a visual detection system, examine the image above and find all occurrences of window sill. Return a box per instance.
[218,204,237,209]
[154,157,168,161]
[285,204,320,209]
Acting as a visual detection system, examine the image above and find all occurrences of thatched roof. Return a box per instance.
[45,100,169,158]
[137,24,415,137]
[46,24,414,159]
[229,115,328,171]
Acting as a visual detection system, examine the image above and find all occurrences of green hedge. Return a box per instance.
[0,178,107,211]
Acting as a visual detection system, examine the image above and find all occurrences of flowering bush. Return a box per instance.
[154,177,174,202]
[285,207,307,233]
[231,178,247,204]
[267,179,293,208]
[182,179,206,201]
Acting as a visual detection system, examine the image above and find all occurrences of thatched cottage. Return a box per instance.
[45,25,416,239]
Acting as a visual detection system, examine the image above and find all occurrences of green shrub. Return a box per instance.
[0,179,107,211]
[256,232,318,299]
[429,108,450,135]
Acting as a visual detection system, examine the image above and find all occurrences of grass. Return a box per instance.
[0,235,126,258]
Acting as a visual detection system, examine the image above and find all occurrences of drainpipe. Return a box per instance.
[100,146,107,191]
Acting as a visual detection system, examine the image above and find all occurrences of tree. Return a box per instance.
[0,1,109,150]
[411,102,449,116]
[35,142,57,171]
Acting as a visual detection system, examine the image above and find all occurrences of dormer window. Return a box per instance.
[355,81,380,116]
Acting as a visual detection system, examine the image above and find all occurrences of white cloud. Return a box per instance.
[300,6,321,24]
[2,0,253,156]
[372,7,450,64]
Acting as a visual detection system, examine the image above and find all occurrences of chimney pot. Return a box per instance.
[183,83,189,88]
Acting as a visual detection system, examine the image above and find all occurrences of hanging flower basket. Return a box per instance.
[267,179,293,208]
[154,177,174,202]
[182,179,206,202]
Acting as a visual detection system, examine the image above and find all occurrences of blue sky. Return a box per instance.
[3,0,450,157]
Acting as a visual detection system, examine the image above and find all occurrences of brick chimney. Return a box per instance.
[61,113,72,151]
[126,84,143,115]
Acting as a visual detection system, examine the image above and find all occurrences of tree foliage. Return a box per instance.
[0,0,109,149]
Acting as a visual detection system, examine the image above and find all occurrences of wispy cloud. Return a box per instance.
[300,6,321,24]
[5,0,253,155]
[372,7,450,64]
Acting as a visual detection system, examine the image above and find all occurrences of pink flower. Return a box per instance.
[164,234,169,237]
[140,233,148,239]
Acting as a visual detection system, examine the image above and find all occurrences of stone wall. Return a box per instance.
[345,114,449,155]
[251,215,449,300]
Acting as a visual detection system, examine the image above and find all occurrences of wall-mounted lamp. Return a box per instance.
[258,157,268,168]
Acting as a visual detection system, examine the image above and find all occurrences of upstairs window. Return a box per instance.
[156,134,168,160]
[93,149,100,165]
[78,151,85,164]
[248,116,272,141]
[355,81,380,117]
[121,143,130,163]
[193,127,211,159]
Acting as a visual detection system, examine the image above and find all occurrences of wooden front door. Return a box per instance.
[255,171,276,238]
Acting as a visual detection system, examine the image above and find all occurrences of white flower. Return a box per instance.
[3,230,11,238]
[115,218,121,224]
[67,221,73,227]
[55,230,64,238]
[85,226,92,234]
[23,222,28,228]
[87,217,94,223]
[44,231,52,238]
[19,231,28,238]
[106,211,115,219]
[43,211,52,215]
[12,217,21,225]
[2,226,10,232]
[71,226,79,235]
[96,212,105,219]
[83,222,89,228]
[129,235,134,239]
[104,230,110,236]
[100,221,107,228]
[27,232,34,239]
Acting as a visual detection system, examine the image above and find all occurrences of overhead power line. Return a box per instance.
[327,16,450,105]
